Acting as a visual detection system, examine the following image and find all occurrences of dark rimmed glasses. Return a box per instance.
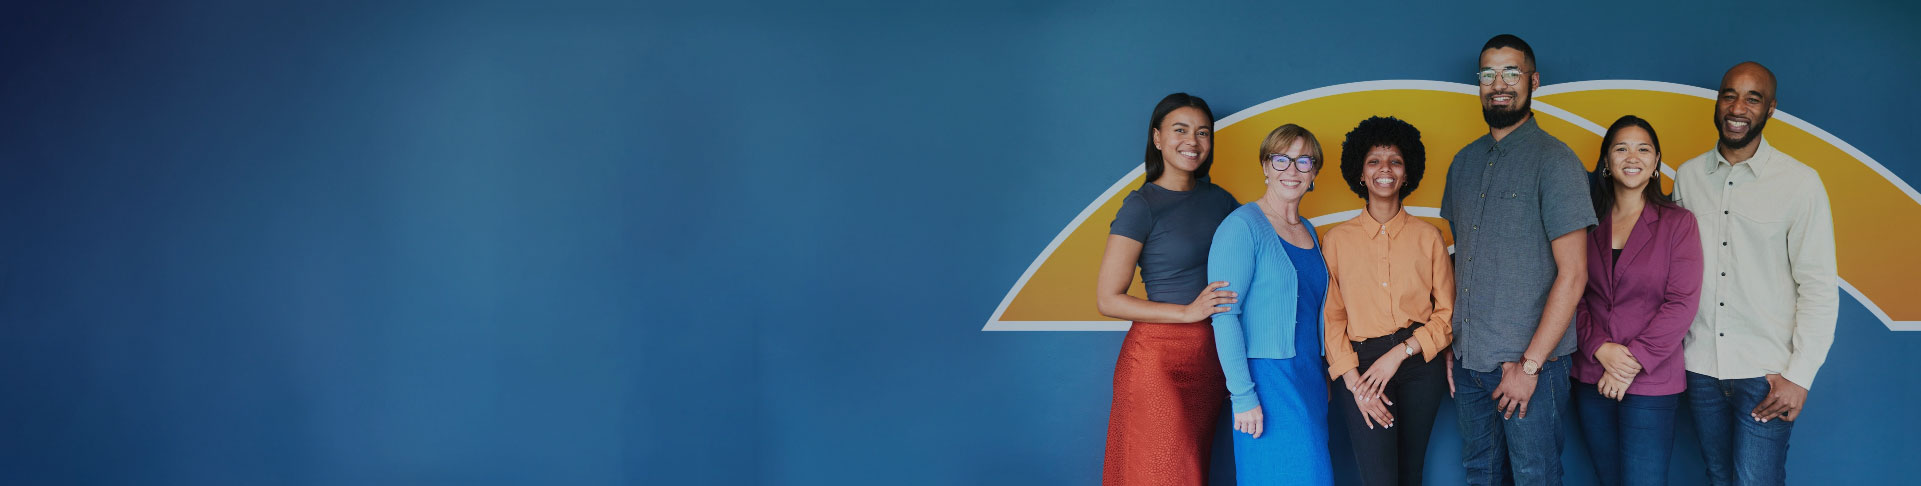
[1266,153,1316,172]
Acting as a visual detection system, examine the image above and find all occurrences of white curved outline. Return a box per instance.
[986,80,1915,331]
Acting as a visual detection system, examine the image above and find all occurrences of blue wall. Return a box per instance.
[2,1,1917,484]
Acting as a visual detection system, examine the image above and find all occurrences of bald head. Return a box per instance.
[1721,61,1777,102]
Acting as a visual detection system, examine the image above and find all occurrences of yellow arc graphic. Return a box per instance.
[984,80,1920,332]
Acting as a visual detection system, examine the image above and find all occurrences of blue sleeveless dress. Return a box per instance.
[1233,234,1333,485]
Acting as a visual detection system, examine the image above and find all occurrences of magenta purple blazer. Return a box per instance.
[1574,202,1703,396]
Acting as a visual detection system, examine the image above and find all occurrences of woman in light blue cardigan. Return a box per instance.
[1208,123,1333,485]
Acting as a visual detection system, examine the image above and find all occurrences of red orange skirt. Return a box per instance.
[1102,320,1226,486]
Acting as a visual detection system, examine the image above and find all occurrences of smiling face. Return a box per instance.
[1151,106,1213,175]
[1479,47,1537,129]
[1606,124,1659,192]
[1715,63,1777,151]
[1360,145,1407,202]
[1264,137,1319,201]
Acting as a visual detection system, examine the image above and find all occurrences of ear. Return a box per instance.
[1529,71,1541,91]
[1151,127,1164,150]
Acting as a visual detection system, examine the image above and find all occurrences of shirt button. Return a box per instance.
[1721,272,1727,276]
[1381,282,1389,287]
[1473,225,1479,230]
[1722,242,1728,246]
[1719,332,1726,337]
[1728,181,1733,186]
[1723,210,1729,214]
[1720,302,1725,306]
[1480,193,1486,198]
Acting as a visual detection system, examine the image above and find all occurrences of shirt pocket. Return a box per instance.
[1493,190,1539,231]
[1728,205,1791,242]
[1497,190,1535,208]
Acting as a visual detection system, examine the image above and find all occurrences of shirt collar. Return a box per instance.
[1486,116,1544,156]
[1348,206,1411,240]
[1707,136,1777,177]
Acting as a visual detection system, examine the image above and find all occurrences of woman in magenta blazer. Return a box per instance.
[1573,115,1703,486]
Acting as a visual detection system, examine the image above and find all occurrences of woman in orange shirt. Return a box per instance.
[1321,116,1456,486]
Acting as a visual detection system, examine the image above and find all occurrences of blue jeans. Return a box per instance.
[1686,372,1794,486]
[1574,385,1679,486]
[1453,356,1570,486]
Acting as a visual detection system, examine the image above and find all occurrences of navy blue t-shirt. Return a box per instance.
[1108,178,1240,304]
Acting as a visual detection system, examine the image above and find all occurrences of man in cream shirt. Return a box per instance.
[1673,61,1837,486]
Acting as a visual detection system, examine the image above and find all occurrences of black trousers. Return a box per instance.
[1329,324,1448,486]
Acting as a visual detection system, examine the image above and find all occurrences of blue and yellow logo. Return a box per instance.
[985,80,1919,332]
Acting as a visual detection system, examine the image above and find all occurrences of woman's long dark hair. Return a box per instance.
[1143,93,1215,183]
[1590,115,1676,221]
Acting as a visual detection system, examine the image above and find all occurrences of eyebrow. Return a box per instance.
[1480,65,1522,70]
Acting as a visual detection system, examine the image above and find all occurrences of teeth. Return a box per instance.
[1622,168,1642,174]
[1374,178,1395,185]
[1179,151,1199,157]
[1728,120,1749,128]
[1280,181,1301,187]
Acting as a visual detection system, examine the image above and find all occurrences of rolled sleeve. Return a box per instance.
[1540,151,1599,239]
[1419,233,1455,362]
[1323,240,1359,379]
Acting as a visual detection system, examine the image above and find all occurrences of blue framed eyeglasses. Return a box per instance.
[1266,153,1316,172]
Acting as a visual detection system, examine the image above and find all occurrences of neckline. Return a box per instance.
[1146,177,1210,194]
[1252,201,1316,250]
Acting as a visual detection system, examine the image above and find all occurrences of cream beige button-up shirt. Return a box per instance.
[1673,137,1837,389]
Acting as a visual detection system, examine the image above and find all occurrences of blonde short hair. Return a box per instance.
[1258,123,1324,171]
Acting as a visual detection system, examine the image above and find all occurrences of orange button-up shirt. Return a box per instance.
[1322,208,1455,379]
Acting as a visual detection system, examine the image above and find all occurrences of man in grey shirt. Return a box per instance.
[1439,34,1595,486]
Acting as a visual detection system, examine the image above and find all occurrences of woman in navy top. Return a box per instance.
[1096,93,1241,486]
[1207,123,1334,485]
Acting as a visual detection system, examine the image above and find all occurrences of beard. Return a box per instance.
[1717,114,1768,150]
[1482,92,1532,129]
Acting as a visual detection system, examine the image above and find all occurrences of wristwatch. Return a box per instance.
[1403,343,1415,358]
[1522,359,1541,376]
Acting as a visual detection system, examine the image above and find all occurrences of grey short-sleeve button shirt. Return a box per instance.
[1440,117,1597,373]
